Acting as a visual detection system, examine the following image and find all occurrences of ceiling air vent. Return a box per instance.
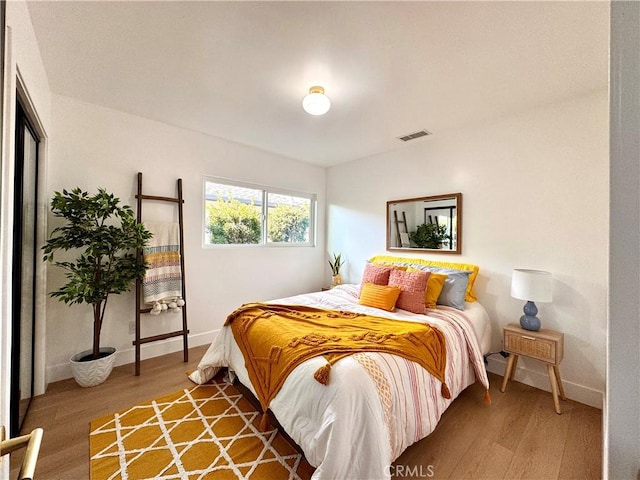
[398,130,432,142]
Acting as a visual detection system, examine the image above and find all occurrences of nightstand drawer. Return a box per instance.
[504,332,555,362]
[503,325,563,365]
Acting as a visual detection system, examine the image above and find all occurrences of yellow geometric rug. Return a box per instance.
[89,381,314,479]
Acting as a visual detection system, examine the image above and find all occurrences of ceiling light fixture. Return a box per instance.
[302,86,331,115]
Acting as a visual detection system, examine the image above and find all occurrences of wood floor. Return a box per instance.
[11,346,601,479]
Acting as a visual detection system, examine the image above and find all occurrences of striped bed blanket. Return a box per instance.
[190,284,490,479]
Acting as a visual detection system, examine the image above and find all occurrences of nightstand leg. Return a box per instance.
[547,364,562,414]
[553,366,566,400]
[510,355,519,380]
[501,354,516,393]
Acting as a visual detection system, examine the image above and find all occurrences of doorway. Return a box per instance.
[10,98,40,436]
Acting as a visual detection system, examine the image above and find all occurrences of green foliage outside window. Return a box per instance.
[206,197,261,244]
[206,197,310,244]
[268,204,309,242]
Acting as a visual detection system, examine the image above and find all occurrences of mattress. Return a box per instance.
[190,284,491,479]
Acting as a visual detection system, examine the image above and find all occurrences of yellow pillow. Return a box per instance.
[376,263,408,271]
[425,272,447,308]
[359,282,402,312]
[371,255,479,302]
[407,267,447,308]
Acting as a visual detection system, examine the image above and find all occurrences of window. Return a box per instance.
[204,178,316,247]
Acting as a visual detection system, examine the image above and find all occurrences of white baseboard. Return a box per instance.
[45,330,218,385]
[486,356,603,410]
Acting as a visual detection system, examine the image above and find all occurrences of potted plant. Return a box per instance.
[43,188,152,387]
[409,223,451,249]
[328,252,345,286]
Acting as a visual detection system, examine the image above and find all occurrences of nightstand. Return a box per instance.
[500,323,566,414]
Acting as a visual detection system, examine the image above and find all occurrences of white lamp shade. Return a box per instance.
[511,269,553,302]
[302,86,331,115]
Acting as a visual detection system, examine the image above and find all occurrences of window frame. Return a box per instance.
[202,176,317,248]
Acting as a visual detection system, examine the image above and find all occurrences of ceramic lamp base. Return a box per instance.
[520,301,541,331]
[520,314,541,331]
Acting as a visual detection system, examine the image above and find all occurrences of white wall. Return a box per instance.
[606,1,640,478]
[326,90,608,408]
[45,94,326,382]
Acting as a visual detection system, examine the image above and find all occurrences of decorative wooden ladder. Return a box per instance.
[393,210,408,247]
[133,172,189,375]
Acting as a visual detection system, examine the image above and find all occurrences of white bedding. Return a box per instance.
[190,284,491,480]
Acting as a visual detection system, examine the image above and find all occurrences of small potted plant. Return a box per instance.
[409,223,451,249]
[328,252,345,286]
[43,188,152,387]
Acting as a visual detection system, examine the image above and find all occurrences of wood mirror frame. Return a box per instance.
[386,193,462,254]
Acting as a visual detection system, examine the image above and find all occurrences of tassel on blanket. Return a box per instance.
[484,390,492,405]
[441,382,451,399]
[259,413,270,432]
[314,363,331,385]
[149,298,186,316]
[312,353,353,385]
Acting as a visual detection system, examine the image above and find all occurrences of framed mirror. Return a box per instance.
[386,193,462,254]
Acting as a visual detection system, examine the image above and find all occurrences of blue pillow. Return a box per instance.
[436,270,470,310]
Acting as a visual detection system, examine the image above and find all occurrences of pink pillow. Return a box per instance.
[388,269,430,314]
[360,264,394,293]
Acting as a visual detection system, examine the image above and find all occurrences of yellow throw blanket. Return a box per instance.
[226,303,450,417]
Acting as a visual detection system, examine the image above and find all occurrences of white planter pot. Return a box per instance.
[69,347,116,387]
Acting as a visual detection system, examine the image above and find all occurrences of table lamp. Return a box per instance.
[510,269,552,331]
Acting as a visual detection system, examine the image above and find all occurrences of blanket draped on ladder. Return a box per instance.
[142,222,185,315]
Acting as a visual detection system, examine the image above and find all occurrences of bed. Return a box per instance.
[189,275,491,480]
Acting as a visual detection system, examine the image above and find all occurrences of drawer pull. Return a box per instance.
[521,335,537,341]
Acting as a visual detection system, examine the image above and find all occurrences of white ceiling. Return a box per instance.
[27,1,609,167]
